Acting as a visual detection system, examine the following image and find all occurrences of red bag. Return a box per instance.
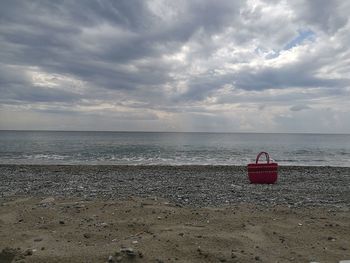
[247,152,278,184]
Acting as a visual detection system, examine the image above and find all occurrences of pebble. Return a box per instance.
[119,247,136,257]
[39,197,55,205]
[1,165,350,208]
[24,249,33,256]
[34,238,43,242]
[107,255,115,263]
[100,222,108,227]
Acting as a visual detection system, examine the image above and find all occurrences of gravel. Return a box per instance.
[0,165,349,208]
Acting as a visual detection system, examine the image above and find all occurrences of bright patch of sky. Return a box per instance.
[284,29,316,50]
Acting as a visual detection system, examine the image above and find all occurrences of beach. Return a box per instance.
[1,165,350,262]
[2,0,350,261]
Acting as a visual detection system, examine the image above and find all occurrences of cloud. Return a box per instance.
[0,0,349,132]
[289,0,350,34]
[290,105,311,112]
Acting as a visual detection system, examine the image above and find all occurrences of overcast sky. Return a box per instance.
[1,0,349,133]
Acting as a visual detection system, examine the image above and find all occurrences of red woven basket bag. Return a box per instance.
[247,152,278,184]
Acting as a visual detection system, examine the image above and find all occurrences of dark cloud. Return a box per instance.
[233,66,350,91]
[4,86,80,103]
[0,0,349,132]
[290,0,349,34]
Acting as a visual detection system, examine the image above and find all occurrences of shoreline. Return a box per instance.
[1,163,350,167]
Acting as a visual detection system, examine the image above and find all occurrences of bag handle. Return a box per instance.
[256,152,270,164]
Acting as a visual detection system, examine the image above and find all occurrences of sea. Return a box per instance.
[0,131,349,167]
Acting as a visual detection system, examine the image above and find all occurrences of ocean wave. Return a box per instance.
[1,131,350,167]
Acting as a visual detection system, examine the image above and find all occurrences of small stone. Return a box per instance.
[108,255,115,263]
[126,250,136,257]
[255,256,261,261]
[327,236,336,241]
[24,249,33,256]
[39,197,55,205]
[121,247,136,257]
[83,233,91,239]
[34,238,43,242]
[59,220,65,225]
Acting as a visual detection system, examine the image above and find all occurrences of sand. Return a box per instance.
[0,165,350,262]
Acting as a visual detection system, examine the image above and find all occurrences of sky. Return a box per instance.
[0,0,350,133]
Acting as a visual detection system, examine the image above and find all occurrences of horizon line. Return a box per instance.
[0,129,349,135]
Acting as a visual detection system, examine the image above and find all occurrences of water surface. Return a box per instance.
[0,131,349,166]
